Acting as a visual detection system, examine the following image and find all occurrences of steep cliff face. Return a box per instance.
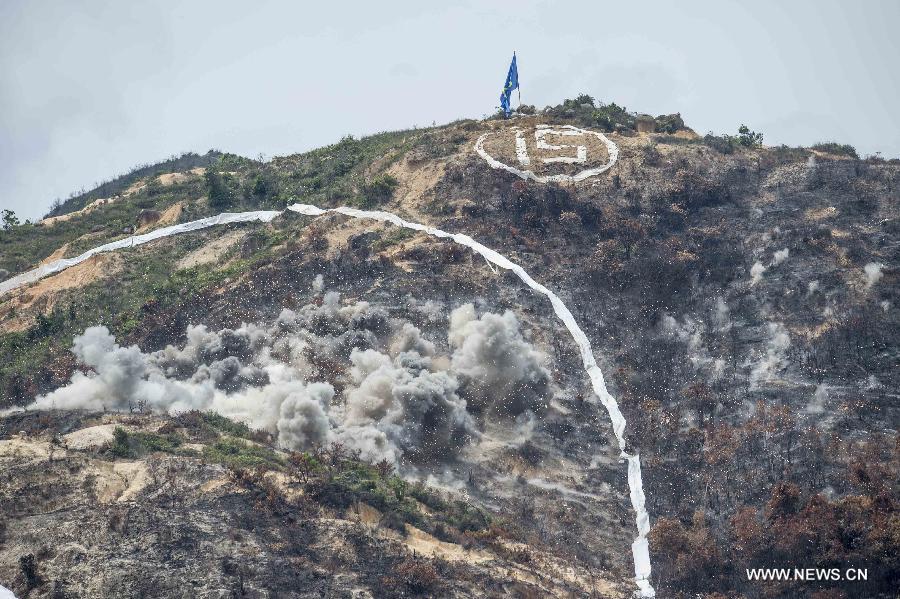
[1,100,897,597]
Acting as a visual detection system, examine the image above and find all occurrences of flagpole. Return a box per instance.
[516,51,521,108]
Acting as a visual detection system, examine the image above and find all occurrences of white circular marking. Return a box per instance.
[475,124,618,183]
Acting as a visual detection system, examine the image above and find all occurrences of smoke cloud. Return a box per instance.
[660,313,725,380]
[749,322,791,388]
[864,262,884,288]
[750,261,766,286]
[711,297,731,333]
[23,291,551,467]
[805,383,829,415]
[448,304,552,417]
[772,248,789,265]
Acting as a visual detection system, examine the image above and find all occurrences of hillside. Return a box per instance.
[1,97,898,598]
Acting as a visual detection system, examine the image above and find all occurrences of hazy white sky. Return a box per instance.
[2,0,898,220]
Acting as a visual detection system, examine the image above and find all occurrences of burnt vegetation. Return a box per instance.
[0,411,554,598]
[1,96,898,598]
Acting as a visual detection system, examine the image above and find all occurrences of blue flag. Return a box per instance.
[500,53,518,117]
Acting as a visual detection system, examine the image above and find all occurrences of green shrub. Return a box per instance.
[371,228,414,252]
[45,150,221,218]
[133,431,185,454]
[249,173,275,203]
[203,437,284,470]
[144,177,164,197]
[541,96,635,132]
[359,174,399,207]
[811,142,859,159]
[109,427,188,459]
[409,482,447,512]
[654,113,685,134]
[571,93,595,106]
[444,500,491,533]
[591,102,633,132]
[738,124,763,147]
[110,427,133,458]
[198,411,254,438]
[387,476,408,501]
[205,168,233,208]
[702,133,740,154]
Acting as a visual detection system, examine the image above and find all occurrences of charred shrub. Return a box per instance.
[588,239,627,284]
[496,177,575,228]
[380,509,409,535]
[768,144,810,166]
[382,557,441,596]
[19,553,39,590]
[667,170,730,212]
[558,211,582,234]
[626,238,697,313]
[694,234,743,286]
[642,142,662,166]
[518,440,544,466]
[649,512,723,593]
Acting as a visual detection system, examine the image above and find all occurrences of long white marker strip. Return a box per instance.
[0,211,281,296]
[0,204,656,598]
[286,203,655,597]
[475,124,618,183]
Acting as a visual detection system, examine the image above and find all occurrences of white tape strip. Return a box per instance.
[285,203,654,596]
[0,211,281,296]
[0,195,655,598]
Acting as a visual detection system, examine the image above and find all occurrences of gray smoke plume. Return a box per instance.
[711,297,731,332]
[23,291,552,466]
[750,261,766,286]
[772,248,789,265]
[32,325,214,414]
[749,322,791,388]
[864,262,884,288]
[277,382,334,449]
[448,304,551,417]
[343,347,475,462]
[659,313,725,380]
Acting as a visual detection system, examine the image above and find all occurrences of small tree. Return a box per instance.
[360,174,399,207]
[251,174,272,201]
[205,168,233,209]
[2,209,19,230]
[738,124,763,147]
[110,427,134,458]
